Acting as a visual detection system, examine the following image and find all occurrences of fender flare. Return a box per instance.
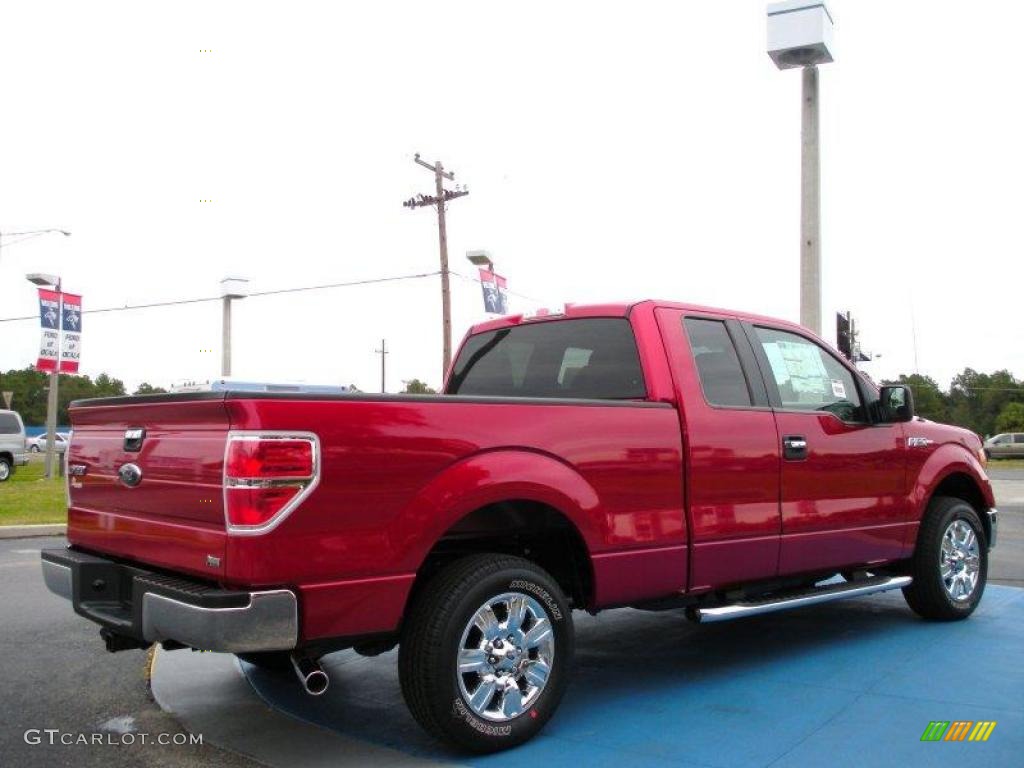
[397,448,602,574]
[909,442,995,522]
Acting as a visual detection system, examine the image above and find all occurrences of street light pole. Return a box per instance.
[767,1,834,336]
[221,297,232,377]
[375,339,388,393]
[26,272,63,480]
[800,64,821,335]
[219,278,249,378]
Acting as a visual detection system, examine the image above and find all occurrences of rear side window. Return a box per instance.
[1015,435,1024,444]
[683,318,752,407]
[447,318,646,400]
[0,413,22,434]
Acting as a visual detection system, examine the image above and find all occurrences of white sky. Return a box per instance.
[1,0,1021,394]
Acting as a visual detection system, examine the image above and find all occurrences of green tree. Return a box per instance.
[995,402,1024,433]
[134,382,168,395]
[0,367,127,425]
[401,378,437,394]
[948,368,1023,436]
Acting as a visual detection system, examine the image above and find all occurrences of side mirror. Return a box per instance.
[878,384,915,423]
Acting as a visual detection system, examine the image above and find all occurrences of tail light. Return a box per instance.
[224,432,320,534]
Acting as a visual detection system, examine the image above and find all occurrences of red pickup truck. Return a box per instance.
[42,300,997,752]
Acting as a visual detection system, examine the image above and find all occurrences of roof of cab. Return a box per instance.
[467,300,808,336]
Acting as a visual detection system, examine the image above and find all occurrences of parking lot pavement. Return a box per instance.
[989,468,1024,586]
[4,471,1019,767]
[0,536,260,768]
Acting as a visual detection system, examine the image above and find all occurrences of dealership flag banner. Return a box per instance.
[35,289,82,373]
[479,269,508,314]
[36,289,61,371]
[60,293,82,373]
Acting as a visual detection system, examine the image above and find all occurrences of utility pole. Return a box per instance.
[403,154,469,378]
[375,338,388,393]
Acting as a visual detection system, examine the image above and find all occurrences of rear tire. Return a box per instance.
[399,554,573,753]
[0,458,11,482]
[903,496,987,621]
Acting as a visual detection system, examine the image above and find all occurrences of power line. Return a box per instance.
[0,270,441,323]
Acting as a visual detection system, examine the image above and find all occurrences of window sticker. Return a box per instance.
[766,340,830,398]
[831,379,846,399]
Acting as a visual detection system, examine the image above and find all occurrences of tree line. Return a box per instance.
[883,369,1024,436]
[2,365,1020,436]
[0,367,167,426]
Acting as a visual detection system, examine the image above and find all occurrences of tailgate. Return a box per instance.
[66,394,231,580]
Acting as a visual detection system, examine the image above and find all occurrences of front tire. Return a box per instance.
[30,444,40,453]
[903,496,987,620]
[399,554,573,753]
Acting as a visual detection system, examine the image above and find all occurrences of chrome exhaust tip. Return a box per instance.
[290,653,329,696]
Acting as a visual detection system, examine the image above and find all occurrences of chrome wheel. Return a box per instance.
[0,461,9,481]
[456,592,554,723]
[940,519,980,602]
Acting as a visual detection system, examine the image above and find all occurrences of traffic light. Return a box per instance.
[836,312,852,360]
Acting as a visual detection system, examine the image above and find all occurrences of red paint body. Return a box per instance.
[65,300,994,643]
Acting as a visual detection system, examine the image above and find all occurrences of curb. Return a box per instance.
[0,523,66,539]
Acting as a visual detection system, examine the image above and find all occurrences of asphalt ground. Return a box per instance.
[0,535,260,768]
[0,467,1020,766]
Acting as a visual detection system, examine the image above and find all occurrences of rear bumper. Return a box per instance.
[41,547,298,653]
[14,451,29,467]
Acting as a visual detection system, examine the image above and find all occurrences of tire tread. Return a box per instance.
[903,495,985,621]
[399,554,556,751]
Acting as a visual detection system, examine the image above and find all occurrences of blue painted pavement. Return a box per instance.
[243,585,1024,767]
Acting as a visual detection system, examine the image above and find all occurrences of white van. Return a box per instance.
[0,409,29,481]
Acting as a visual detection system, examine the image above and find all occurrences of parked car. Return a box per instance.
[983,432,1024,460]
[27,431,70,454]
[42,300,997,753]
[0,409,29,481]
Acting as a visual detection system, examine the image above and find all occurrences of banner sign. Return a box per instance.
[479,269,508,314]
[60,293,82,373]
[35,289,82,373]
[36,289,61,372]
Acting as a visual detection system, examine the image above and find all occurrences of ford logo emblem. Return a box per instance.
[118,463,143,488]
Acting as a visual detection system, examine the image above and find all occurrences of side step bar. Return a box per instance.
[689,575,912,624]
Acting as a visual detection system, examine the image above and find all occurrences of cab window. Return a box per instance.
[683,318,752,407]
[754,326,866,423]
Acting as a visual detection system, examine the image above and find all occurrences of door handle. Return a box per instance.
[783,435,808,460]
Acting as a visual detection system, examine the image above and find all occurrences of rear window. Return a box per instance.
[447,318,646,400]
[0,413,22,434]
